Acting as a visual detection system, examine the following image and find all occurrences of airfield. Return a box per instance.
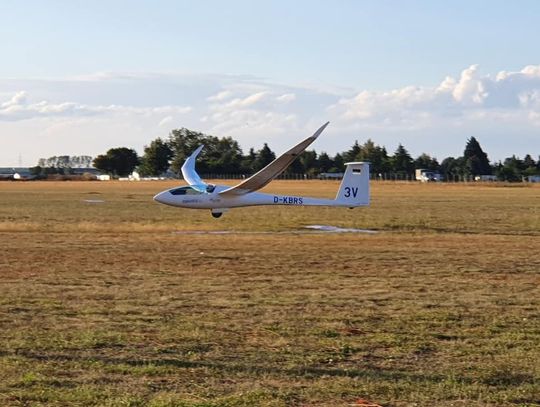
[0,180,538,406]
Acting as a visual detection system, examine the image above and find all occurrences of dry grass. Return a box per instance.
[0,180,538,406]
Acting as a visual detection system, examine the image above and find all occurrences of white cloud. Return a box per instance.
[451,64,487,104]
[221,91,269,109]
[207,90,233,102]
[1,90,28,107]
[0,91,191,121]
[2,65,540,165]
[332,64,540,128]
[276,93,296,103]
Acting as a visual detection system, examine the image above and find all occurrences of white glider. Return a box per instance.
[153,122,370,218]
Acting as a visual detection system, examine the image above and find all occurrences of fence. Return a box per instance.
[198,173,466,182]
[196,173,526,183]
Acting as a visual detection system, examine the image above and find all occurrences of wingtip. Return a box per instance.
[312,121,330,139]
[190,144,204,158]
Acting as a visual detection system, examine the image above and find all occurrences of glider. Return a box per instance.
[153,122,370,218]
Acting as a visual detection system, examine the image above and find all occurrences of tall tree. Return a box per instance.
[37,155,93,169]
[284,152,304,175]
[93,148,139,176]
[69,155,93,168]
[463,137,491,175]
[356,139,391,174]
[300,150,319,175]
[139,138,173,176]
[440,157,457,179]
[414,153,439,171]
[318,152,334,173]
[167,128,245,175]
[204,137,244,174]
[523,154,536,169]
[495,157,522,182]
[252,143,276,172]
[241,148,257,173]
[332,153,345,172]
[168,128,208,174]
[92,155,114,174]
[57,156,71,168]
[391,144,414,175]
[343,141,362,162]
[522,154,539,177]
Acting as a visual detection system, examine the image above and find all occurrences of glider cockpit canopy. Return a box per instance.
[169,186,203,196]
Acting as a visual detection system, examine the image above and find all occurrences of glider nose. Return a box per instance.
[153,191,168,205]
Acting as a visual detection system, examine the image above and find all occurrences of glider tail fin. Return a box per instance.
[335,162,370,207]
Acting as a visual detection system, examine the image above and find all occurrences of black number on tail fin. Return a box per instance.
[344,187,358,198]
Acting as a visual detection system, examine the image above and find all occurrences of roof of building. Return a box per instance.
[0,167,31,175]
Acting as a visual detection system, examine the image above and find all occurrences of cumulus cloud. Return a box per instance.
[0,91,191,121]
[2,65,540,165]
[450,64,487,104]
[207,90,233,102]
[221,91,269,109]
[0,94,83,121]
[276,93,296,103]
[332,64,540,129]
[1,91,28,107]
[201,86,322,142]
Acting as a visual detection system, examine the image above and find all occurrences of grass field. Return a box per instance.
[0,180,538,406]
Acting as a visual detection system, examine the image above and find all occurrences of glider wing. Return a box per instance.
[219,122,329,196]
[181,145,208,192]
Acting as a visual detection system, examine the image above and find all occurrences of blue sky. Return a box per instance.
[1,0,540,165]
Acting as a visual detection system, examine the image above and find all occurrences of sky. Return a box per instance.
[1,0,540,166]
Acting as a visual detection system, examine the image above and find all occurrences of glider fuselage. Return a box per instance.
[153,184,340,210]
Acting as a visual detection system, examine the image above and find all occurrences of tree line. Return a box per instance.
[31,155,93,174]
[33,127,540,181]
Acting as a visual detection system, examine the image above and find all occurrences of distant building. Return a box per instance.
[415,169,441,182]
[0,167,34,180]
[527,175,540,183]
